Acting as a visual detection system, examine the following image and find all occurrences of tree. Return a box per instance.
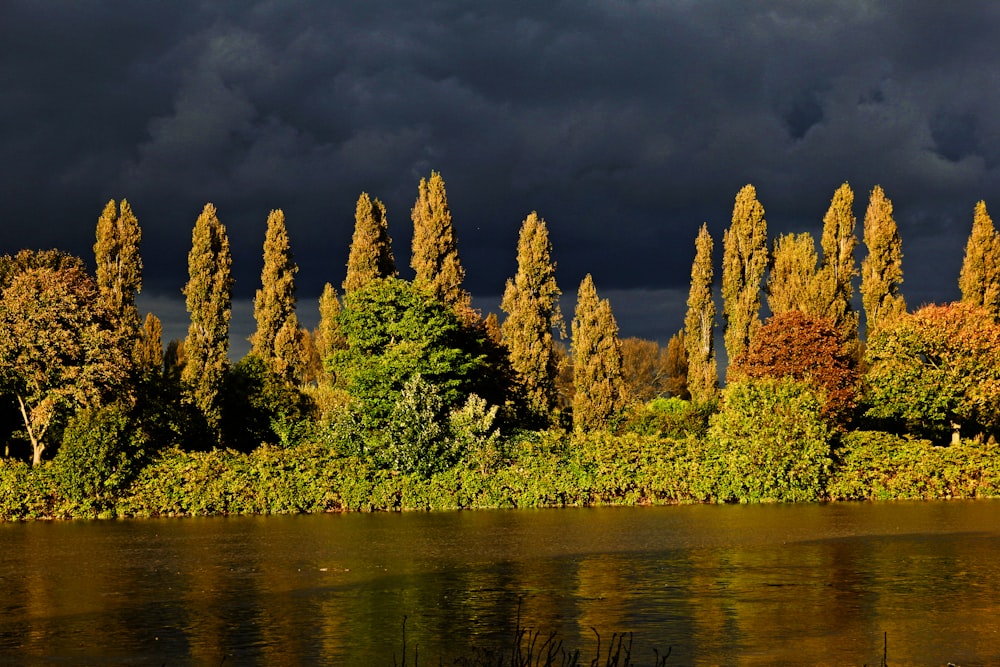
[500,212,564,424]
[0,264,128,466]
[250,209,299,380]
[864,302,1000,442]
[861,185,906,336]
[343,193,396,295]
[958,200,1000,317]
[662,330,689,399]
[722,185,768,374]
[767,232,821,316]
[410,171,471,310]
[332,278,486,436]
[314,282,343,383]
[621,338,671,403]
[181,203,233,433]
[729,310,859,425]
[93,198,143,347]
[571,274,626,430]
[137,312,164,376]
[815,182,859,345]
[685,222,718,402]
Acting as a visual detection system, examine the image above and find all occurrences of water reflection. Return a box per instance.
[0,502,999,664]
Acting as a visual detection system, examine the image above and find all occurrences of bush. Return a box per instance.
[702,377,833,502]
[52,402,151,509]
[621,396,713,439]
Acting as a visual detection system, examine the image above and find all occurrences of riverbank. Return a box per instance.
[2,429,998,521]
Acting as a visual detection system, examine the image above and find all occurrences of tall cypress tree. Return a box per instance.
[182,203,233,432]
[250,209,299,378]
[411,171,470,310]
[315,282,343,376]
[816,182,859,344]
[500,212,563,424]
[861,185,906,336]
[571,274,626,431]
[137,312,164,376]
[722,185,768,373]
[767,232,821,317]
[685,223,718,403]
[94,198,143,348]
[959,200,1000,317]
[343,193,396,295]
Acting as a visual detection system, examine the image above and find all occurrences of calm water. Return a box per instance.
[1,502,999,665]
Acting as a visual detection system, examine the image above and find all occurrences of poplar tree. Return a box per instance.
[861,185,906,336]
[722,185,768,373]
[250,209,299,378]
[343,193,396,294]
[767,232,820,316]
[182,203,233,432]
[315,282,343,377]
[500,212,564,423]
[571,274,626,430]
[685,223,717,403]
[94,198,142,347]
[959,200,1000,317]
[410,171,471,310]
[816,182,859,344]
[137,312,164,376]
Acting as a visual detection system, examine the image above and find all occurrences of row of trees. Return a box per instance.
[3,172,1000,495]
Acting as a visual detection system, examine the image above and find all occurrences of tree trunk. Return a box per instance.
[16,395,44,467]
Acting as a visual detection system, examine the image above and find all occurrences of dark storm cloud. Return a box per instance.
[5,1,1000,348]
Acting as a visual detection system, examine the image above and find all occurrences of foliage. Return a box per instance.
[332,277,487,432]
[684,223,718,403]
[722,185,768,375]
[620,338,670,403]
[0,263,128,465]
[93,199,143,360]
[221,354,315,451]
[343,192,396,294]
[958,200,1000,316]
[703,377,834,502]
[137,312,163,377]
[501,211,564,425]
[767,231,820,316]
[828,430,1000,500]
[863,302,1000,441]
[571,274,626,431]
[250,209,300,379]
[860,185,906,337]
[181,203,233,433]
[620,396,714,439]
[815,182,859,346]
[410,171,470,310]
[730,310,859,425]
[52,401,151,508]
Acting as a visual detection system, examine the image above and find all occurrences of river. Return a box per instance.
[1,501,999,665]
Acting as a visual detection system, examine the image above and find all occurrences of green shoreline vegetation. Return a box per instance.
[3,175,1000,520]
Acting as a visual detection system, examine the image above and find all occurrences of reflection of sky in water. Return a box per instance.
[0,502,998,665]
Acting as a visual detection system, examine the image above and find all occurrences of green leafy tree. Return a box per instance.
[958,200,1000,317]
[685,223,717,403]
[0,264,128,466]
[729,310,859,425]
[500,212,564,424]
[864,302,1000,442]
[181,203,233,434]
[722,185,768,375]
[703,377,833,503]
[571,274,626,431]
[815,183,859,345]
[620,338,671,403]
[343,193,396,295]
[767,232,821,316]
[332,277,486,447]
[313,282,343,384]
[410,171,471,310]
[860,185,906,336]
[662,330,689,399]
[250,209,299,380]
[93,199,143,349]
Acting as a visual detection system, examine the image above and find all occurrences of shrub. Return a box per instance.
[703,377,834,502]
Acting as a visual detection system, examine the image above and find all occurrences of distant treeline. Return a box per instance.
[1,174,999,519]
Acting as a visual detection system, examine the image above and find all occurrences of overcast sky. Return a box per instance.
[3,1,1000,356]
